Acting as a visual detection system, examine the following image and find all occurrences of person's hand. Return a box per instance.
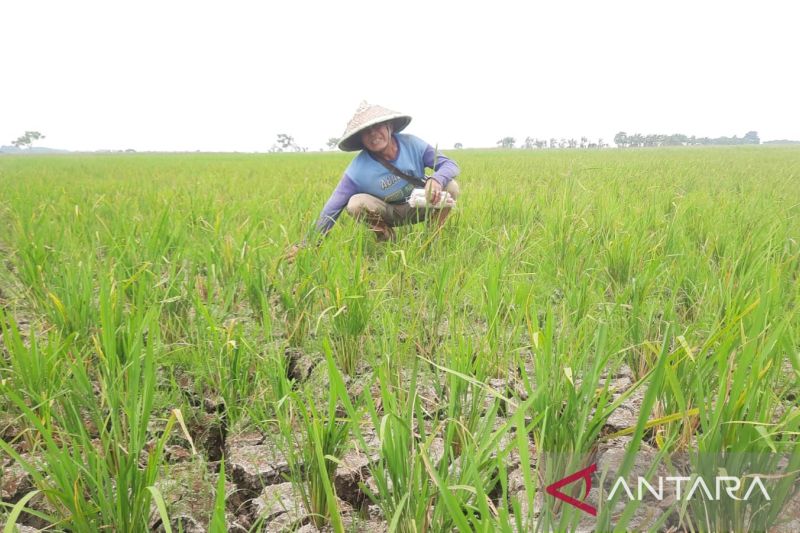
[425,178,443,206]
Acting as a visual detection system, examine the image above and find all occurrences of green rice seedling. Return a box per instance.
[392,351,529,532]
[432,398,515,530]
[504,268,536,359]
[242,248,278,320]
[38,254,97,338]
[148,486,174,533]
[546,178,591,272]
[426,259,455,355]
[603,228,638,289]
[0,308,74,436]
[477,234,532,375]
[360,356,436,532]
[417,450,475,532]
[523,320,628,529]
[71,287,175,528]
[680,297,800,531]
[209,458,228,532]
[361,355,508,531]
[421,227,467,316]
[369,303,408,377]
[504,406,544,532]
[618,261,666,377]
[277,246,318,346]
[246,342,295,439]
[481,247,509,363]
[277,352,351,531]
[132,203,192,270]
[188,290,255,426]
[594,327,674,532]
[154,259,194,343]
[194,262,240,316]
[328,245,372,376]
[436,336,492,458]
[297,390,350,530]
[0,297,177,531]
[5,202,62,305]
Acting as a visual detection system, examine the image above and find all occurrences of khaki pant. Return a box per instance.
[346,180,460,227]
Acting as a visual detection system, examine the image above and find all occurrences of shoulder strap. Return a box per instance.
[368,152,428,188]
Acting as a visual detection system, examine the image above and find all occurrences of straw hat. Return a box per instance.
[337,101,412,152]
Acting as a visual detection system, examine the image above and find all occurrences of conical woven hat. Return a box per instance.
[337,101,412,152]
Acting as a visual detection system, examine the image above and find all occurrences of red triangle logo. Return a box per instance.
[545,463,597,516]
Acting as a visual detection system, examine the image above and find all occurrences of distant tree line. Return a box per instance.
[492,137,608,150]
[484,131,763,150]
[613,131,760,148]
[315,130,768,152]
[763,139,800,145]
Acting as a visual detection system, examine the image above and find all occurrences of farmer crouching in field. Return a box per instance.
[288,102,460,259]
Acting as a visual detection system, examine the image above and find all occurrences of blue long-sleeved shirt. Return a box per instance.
[314,133,459,234]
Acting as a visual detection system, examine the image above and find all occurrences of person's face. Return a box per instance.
[360,122,393,153]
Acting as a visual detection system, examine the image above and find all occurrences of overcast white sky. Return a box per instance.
[2,0,799,151]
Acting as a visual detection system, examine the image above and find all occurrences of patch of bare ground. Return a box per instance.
[187,410,227,463]
[0,452,59,530]
[598,364,645,433]
[773,487,800,533]
[0,453,42,503]
[218,422,386,529]
[226,432,288,495]
[285,346,320,382]
[148,458,250,533]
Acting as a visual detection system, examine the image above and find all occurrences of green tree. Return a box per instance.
[629,133,644,148]
[613,131,627,148]
[277,133,295,151]
[11,131,45,150]
[454,142,463,149]
[497,137,515,149]
[326,137,339,150]
[667,134,688,146]
[743,131,760,144]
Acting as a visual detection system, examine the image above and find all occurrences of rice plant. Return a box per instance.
[1,147,798,531]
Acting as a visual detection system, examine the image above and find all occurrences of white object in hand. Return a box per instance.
[407,188,456,208]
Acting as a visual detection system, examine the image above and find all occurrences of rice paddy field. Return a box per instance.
[1,146,799,532]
